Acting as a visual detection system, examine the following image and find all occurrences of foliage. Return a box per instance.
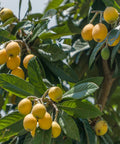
[0,0,120,143]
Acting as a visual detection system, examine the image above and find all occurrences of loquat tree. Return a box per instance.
[0,0,120,144]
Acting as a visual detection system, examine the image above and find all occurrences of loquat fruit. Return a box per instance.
[23,113,37,131]
[94,120,108,136]
[101,47,110,60]
[32,103,46,119]
[92,23,108,42]
[0,8,14,22]
[103,7,119,24]
[0,49,8,65]
[38,112,52,130]
[108,35,120,47]
[81,23,94,41]
[30,127,36,137]
[52,121,61,138]
[7,55,21,70]
[6,41,20,57]
[23,54,35,69]
[18,98,32,115]
[11,67,25,79]
[48,86,63,103]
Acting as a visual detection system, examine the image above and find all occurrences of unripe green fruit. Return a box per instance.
[101,47,110,60]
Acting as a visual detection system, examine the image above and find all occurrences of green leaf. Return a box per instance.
[75,77,103,87]
[108,25,120,46]
[44,0,64,13]
[102,0,120,11]
[28,20,49,43]
[59,112,80,141]
[51,21,74,35]
[27,13,43,21]
[99,134,114,144]
[39,31,72,39]
[0,111,23,131]
[37,44,67,61]
[0,17,18,27]
[31,128,51,144]
[67,18,81,34]
[63,82,99,99]
[0,64,9,73]
[58,99,102,118]
[23,133,32,144]
[43,9,57,18]
[89,40,106,67]
[0,29,16,40]
[111,42,120,66]
[0,89,5,110]
[28,0,32,13]
[79,0,93,18]
[18,0,22,19]
[0,119,25,142]
[12,21,30,35]
[57,3,74,11]
[0,74,40,98]
[43,60,78,82]
[81,119,96,144]
[28,57,47,95]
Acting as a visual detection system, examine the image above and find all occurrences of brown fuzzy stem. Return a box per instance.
[97,60,115,111]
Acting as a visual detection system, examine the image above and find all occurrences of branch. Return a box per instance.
[97,60,116,111]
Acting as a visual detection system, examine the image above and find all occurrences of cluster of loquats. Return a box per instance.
[18,86,62,138]
[0,40,35,79]
[81,7,120,60]
[81,22,108,43]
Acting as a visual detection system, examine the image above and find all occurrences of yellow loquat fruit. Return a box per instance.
[92,23,108,42]
[32,103,46,119]
[48,86,63,103]
[23,113,37,131]
[81,23,94,41]
[52,121,61,138]
[94,120,108,136]
[0,8,14,22]
[30,127,36,137]
[6,41,20,57]
[108,35,120,47]
[7,55,21,70]
[38,112,52,130]
[23,54,35,69]
[11,67,25,79]
[18,98,32,115]
[103,7,119,24]
[0,49,8,65]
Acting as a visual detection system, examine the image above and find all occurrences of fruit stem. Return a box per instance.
[90,12,100,24]
[99,12,103,23]
[41,89,49,102]
[42,98,59,121]
[53,103,59,121]
[15,40,31,54]
[27,96,38,100]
